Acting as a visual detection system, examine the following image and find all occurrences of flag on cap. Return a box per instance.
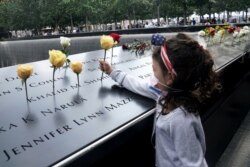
[151,34,166,46]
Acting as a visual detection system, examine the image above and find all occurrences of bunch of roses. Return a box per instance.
[122,39,151,55]
[198,25,250,45]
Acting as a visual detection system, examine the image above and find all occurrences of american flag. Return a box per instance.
[151,34,166,46]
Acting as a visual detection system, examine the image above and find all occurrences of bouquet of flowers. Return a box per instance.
[228,26,249,45]
[198,25,250,46]
[198,27,218,45]
[122,39,151,55]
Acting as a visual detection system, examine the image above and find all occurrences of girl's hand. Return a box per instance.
[99,60,112,75]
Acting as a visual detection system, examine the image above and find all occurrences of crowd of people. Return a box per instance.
[2,15,250,39]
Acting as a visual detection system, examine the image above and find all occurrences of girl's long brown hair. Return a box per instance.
[153,33,221,115]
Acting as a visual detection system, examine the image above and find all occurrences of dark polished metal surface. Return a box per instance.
[0,47,155,167]
[0,34,249,167]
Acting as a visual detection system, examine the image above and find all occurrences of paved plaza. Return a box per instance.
[216,110,250,167]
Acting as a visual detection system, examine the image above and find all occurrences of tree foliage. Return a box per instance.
[0,0,249,32]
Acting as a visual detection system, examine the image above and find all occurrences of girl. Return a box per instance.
[99,33,220,167]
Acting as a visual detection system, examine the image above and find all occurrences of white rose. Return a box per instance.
[243,26,249,30]
[233,32,239,38]
[239,30,245,37]
[198,30,206,37]
[243,29,249,35]
[60,36,71,48]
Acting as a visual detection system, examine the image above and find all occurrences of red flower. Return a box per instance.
[228,27,235,33]
[110,33,121,43]
[208,27,215,36]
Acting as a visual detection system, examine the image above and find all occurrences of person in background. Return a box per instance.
[212,17,217,24]
[99,33,221,167]
[145,22,150,28]
[192,18,196,25]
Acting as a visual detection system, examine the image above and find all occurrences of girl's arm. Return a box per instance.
[99,60,158,100]
[110,69,158,100]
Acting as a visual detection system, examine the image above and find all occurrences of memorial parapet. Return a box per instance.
[0,47,156,167]
[0,33,250,167]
